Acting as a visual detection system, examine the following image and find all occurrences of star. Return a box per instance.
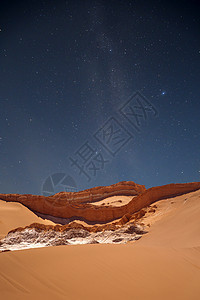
[161,91,166,95]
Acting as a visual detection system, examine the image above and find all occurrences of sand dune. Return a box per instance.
[0,200,54,239]
[1,243,200,300]
[0,189,200,299]
[139,189,200,248]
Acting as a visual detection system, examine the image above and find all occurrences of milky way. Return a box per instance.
[0,0,200,194]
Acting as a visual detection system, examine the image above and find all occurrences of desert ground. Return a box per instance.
[0,200,54,239]
[0,189,200,299]
[91,195,134,206]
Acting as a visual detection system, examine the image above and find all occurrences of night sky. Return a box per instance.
[0,0,200,195]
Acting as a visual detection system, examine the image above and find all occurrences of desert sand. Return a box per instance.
[0,189,200,299]
[91,195,134,206]
[0,200,54,239]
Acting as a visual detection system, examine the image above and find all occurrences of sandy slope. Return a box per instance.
[138,189,200,248]
[91,195,133,206]
[0,190,200,300]
[0,201,54,238]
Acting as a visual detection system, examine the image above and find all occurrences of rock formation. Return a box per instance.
[52,181,146,203]
[0,181,200,223]
[0,221,145,251]
[1,181,200,251]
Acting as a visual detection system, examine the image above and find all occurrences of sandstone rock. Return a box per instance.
[65,229,89,239]
[113,238,123,243]
[49,239,69,246]
[124,224,137,234]
[119,213,131,225]
[88,239,99,244]
[148,208,156,213]
[1,181,200,223]
[51,181,145,204]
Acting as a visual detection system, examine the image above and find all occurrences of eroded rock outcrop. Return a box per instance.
[0,181,200,223]
[53,181,146,203]
[0,181,145,222]
[0,221,146,251]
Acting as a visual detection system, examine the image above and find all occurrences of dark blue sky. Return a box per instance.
[0,0,200,195]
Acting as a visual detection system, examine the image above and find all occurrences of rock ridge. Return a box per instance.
[0,181,200,223]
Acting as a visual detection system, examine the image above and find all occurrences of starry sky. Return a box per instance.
[0,0,200,195]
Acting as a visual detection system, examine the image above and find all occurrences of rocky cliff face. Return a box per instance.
[0,181,200,223]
